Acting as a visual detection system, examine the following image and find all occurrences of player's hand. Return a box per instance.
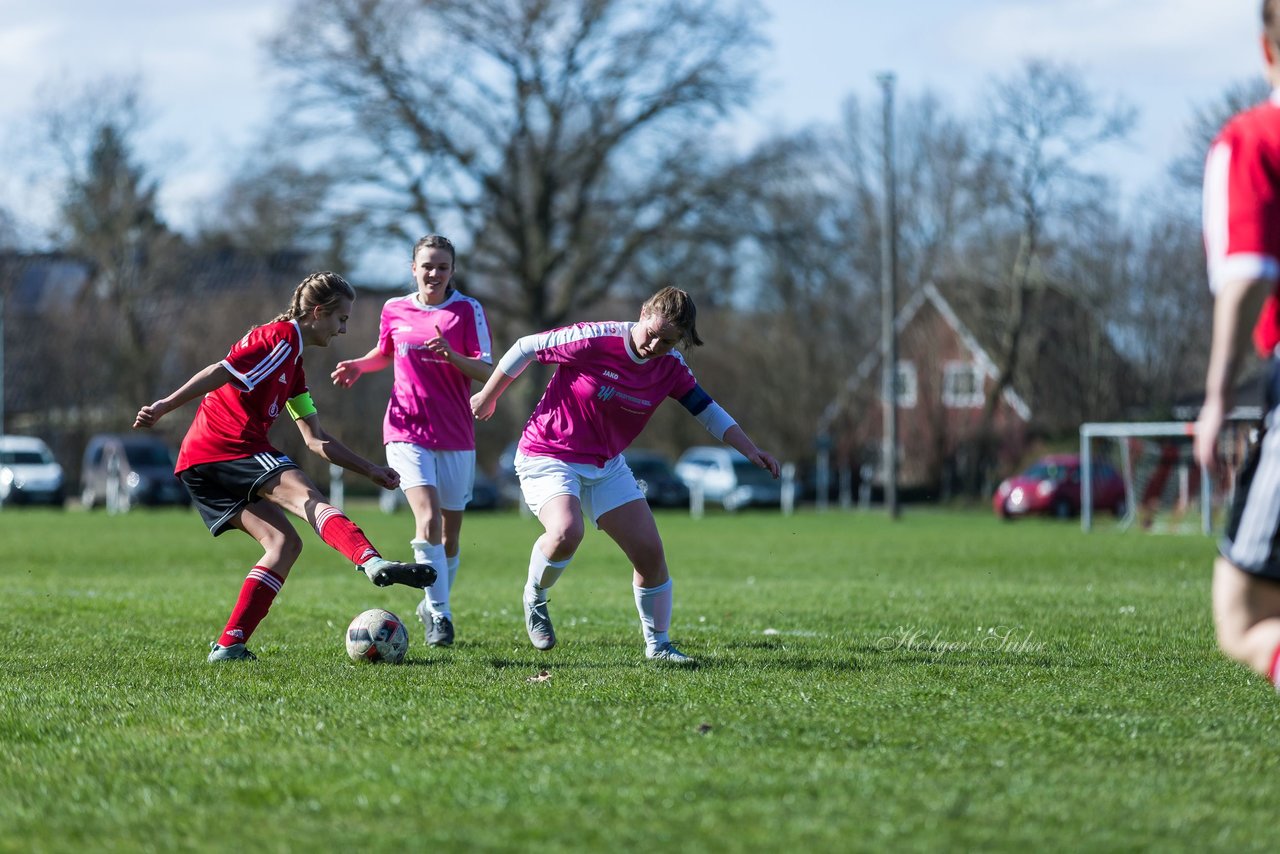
[471,391,497,421]
[133,401,170,430]
[330,360,362,388]
[425,330,455,361]
[750,449,781,479]
[1194,397,1226,472]
[367,465,401,490]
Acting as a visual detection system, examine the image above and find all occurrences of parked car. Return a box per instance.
[0,435,65,506]
[993,453,1126,520]
[674,445,782,511]
[81,434,190,509]
[469,468,501,511]
[625,449,690,508]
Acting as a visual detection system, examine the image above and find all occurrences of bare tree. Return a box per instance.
[266,0,763,331]
[967,59,1135,481]
[198,146,347,268]
[1169,78,1271,193]
[0,208,19,249]
[34,79,187,416]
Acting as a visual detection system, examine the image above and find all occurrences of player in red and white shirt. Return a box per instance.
[1195,0,1280,689]
[134,272,435,663]
[471,286,780,665]
[331,235,493,648]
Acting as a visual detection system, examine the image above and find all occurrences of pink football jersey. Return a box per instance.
[517,322,698,466]
[377,290,492,450]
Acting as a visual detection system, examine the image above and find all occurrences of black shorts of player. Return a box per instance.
[1222,359,1280,580]
[179,453,300,537]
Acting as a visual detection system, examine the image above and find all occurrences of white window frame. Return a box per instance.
[885,361,917,409]
[942,361,984,408]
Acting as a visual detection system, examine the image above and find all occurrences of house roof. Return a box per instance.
[820,282,1032,430]
[0,252,92,313]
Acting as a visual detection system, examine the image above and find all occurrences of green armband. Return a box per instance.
[285,392,317,420]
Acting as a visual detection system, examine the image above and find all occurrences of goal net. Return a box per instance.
[1079,422,1215,534]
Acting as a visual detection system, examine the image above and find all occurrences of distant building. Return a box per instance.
[823,279,1133,494]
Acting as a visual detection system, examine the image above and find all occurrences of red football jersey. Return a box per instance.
[175,320,309,471]
[1204,93,1280,355]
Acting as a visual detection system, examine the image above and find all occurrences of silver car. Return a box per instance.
[674,446,781,511]
[0,435,65,507]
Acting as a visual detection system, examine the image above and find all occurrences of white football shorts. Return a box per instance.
[514,451,645,525]
[385,442,476,511]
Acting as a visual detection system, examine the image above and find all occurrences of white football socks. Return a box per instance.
[633,578,673,653]
[412,539,450,619]
[447,552,460,589]
[525,540,571,604]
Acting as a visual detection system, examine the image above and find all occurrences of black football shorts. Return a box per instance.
[178,452,300,536]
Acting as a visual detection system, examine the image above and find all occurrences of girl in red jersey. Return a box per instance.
[134,271,436,662]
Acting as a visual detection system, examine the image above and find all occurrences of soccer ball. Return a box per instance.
[345,608,409,664]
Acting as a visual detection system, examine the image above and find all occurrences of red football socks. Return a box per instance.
[217,566,284,647]
[314,505,379,565]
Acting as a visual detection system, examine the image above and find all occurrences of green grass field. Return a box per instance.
[1,504,1275,851]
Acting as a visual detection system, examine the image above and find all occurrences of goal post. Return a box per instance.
[1079,422,1212,534]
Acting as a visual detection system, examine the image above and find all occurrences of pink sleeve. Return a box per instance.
[377,301,396,356]
[666,354,698,400]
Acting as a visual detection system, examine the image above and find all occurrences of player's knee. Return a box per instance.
[545,522,584,554]
[630,539,666,574]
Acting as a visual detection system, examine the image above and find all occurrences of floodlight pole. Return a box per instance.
[879,72,900,519]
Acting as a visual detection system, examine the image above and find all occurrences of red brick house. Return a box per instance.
[822,282,1033,492]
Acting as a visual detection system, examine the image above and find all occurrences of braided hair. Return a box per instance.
[268,272,356,325]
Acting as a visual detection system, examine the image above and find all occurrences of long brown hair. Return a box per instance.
[267,271,355,325]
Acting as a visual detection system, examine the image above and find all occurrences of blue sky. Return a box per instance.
[0,0,1261,261]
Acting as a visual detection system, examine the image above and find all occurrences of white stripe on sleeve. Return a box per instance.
[1203,141,1231,294]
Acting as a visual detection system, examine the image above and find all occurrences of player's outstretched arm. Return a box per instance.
[134,363,233,430]
[330,347,391,389]
[472,333,538,420]
[722,424,781,479]
[294,413,400,489]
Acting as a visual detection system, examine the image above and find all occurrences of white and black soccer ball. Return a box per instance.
[345,608,409,664]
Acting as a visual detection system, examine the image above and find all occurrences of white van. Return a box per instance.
[674,446,782,511]
[0,435,65,507]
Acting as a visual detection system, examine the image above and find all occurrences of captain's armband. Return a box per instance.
[285,392,318,420]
